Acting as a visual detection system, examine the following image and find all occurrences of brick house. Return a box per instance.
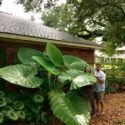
[0,11,102,66]
[0,11,102,125]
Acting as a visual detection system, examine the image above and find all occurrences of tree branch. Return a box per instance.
[92,20,106,27]
[108,3,125,18]
[77,29,103,39]
[91,0,125,18]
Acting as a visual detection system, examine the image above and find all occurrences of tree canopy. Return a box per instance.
[1,0,125,55]
[42,0,125,55]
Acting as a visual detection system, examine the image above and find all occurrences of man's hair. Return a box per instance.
[95,63,101,67]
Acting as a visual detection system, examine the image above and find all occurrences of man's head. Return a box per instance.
[95,63,101,71]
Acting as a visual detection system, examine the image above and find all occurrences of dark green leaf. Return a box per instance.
[46,43,64,67]
[0,91,5,98]
[13,101,24,110]
[18,48,43,66]
[33,56,60,75]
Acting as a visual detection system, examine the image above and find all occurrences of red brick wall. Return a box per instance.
[0,41,94,65]
[0,41,45,65]
[60,46,94,64]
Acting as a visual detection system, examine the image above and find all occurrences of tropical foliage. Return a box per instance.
[0,43,96,125]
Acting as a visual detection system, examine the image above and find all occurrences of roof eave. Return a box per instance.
[0,33,102,49]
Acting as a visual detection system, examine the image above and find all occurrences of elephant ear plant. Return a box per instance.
[0,43,96,125]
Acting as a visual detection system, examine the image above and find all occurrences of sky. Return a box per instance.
[0,0,43,23]
[0,0,66,23]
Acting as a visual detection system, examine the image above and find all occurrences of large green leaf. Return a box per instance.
[58,72,72,85]
[49,90,90,125]
[70,74,96,90]
[58,69,84,84]
[70,62,87,70]
[46,43,64,67]
[0,64,43,88]
[18,48,43,66]
[32,56,60,75]
[63,55,87,67]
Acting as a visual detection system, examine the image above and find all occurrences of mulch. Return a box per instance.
[90,92,125,125]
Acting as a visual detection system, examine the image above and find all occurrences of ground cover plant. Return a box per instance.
[0,89,48,124]
[0,43,96,125]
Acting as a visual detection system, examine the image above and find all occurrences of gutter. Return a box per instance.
[0,33,102,49]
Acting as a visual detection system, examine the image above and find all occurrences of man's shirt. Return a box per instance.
[94,70,106,92]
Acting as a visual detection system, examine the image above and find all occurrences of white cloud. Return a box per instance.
[0,0,42,22]
[0,0,28,18]
[0,0,66,23]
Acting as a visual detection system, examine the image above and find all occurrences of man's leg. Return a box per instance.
[100,100,104,114]
[96,100,100,113]
[94,92,100,114]
[88,88,96,114]
[99,92,105,115]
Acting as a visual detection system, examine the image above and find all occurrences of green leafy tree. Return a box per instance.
[41,4,79,35]
[15,0,60,12]
[41,0,125,54]
[0,43,96,125]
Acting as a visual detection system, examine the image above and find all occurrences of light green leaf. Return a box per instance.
[7,110,18,120]
[17,111,26,119]
[66,69,84,79]
[0,98,7,107]
[46,43,64,67]
[63,55,87,68]
[70,62,87,70]
[0,64,43,88]
[49,90,90,125]
[58,72,72,84]
[0,113,4,124]
[32,94,44,103]
[18,48,43,66]
[58,69,84,82]
[32,56,60,75]
[70,74,96,90]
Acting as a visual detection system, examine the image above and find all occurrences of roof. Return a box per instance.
[0,11,102,49]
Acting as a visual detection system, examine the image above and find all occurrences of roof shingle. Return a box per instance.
[0,11,101,48]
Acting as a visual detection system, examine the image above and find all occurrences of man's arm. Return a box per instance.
[94,73,105,84]
[95,76,104,84]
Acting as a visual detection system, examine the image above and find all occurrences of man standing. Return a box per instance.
[94,63,106,116]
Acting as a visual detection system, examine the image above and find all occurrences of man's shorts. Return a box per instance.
[94,91,105,101]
